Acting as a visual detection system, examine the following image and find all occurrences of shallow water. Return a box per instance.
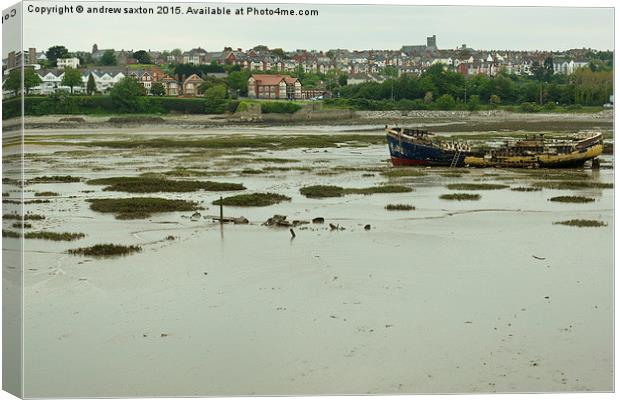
[4,128,613,396]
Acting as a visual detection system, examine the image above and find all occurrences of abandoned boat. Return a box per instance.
[385,126,603,168]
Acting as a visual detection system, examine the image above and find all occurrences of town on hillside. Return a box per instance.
[1,36,613,112]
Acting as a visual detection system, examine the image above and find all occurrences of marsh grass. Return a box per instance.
[88,197,201,219]
[385,204,416,211]
[241,168,265,175]
[161,168,213,177]
[511,187,543,192]
[381,168,427,178]
[25,231,85,241]
[512,170,591,180]
[299,185,344,198]
[68,244,142,257]
[263,166,313,172]
[548,196,595,203]
[300,185,412,198]
[29,175,81,183]
[3,213,45,220]
[83,135,386,150]
[25,199,51,204]
[213,193,291,207]
[553,219,607,227]
[34,191,58,197]
[439,193,481,201]
[257,157,297,163]
[446,183,509,191]
[87,176,245,193]
[12,222,32,229]
[532,181,613,190]
[2,230,20,238]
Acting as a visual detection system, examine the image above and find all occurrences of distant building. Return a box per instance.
[182,48,208,65]
[402,34,438,55]
[182,74,204,96]
[91,43,115,61]
[57,57,80,69]
[160,75,179,96]
[247,74,302,100]
[426,35,437,50]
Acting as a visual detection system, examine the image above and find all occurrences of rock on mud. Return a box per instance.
[264,215,292,227]
[233,217,249,224]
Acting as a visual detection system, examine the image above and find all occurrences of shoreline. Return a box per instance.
[3,109,614,132]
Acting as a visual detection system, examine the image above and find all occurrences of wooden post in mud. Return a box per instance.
[219,196,224,224]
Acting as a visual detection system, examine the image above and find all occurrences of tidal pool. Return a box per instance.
[3,128,613,396]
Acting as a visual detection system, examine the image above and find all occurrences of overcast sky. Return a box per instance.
[18,2,615,54]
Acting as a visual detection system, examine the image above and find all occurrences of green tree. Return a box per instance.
[86,73,97,95]
[383,66,399,78]
[434,94,456,110]
[423,91,434,104]
[4,69,21,96]
[271,48,285,58]
[489,94,501,108]
[110,77,146,112]
[227,70,251,97]
[204,84,228,113]
[543,56,554,81]
[531,61,545,81]
[338,73,348,87]
[467,94,480,112]
[170,49,182,62]
[45,45,69,67]
[61,68,83,94]
[78,53,94,67]
[23,68,42,95]
[150,82,166,96]
[132,50,152,64]
[100,50,117,66]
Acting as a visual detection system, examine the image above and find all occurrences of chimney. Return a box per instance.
[8,51,16,68]
[28,48,37,64]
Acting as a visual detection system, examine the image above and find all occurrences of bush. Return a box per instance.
[261,102,302,114]
[543,102,556,111]
[155,97,206,114]
[467,95,481,112]
[6,96,236,119]
[519,102,541,113]
[227,100,240,113]
[434,94,456,110]
[489,94,501,108]
[110,77,146,112]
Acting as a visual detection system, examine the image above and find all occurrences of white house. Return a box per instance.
[57,57,80,69]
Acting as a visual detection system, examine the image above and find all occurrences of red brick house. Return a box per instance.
[247,74,302,100]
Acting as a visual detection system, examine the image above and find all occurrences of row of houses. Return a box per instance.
[7,66,207,97]
[5,37,599,84]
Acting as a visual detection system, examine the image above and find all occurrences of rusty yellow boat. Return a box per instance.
[464,131,603,168]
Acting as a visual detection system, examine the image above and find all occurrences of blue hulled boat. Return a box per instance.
[385,126,473,167]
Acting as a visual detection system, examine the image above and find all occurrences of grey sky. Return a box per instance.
[2,5,22,56]
[20,1,614,54]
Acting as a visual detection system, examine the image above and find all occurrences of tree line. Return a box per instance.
[337,63,612,108]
